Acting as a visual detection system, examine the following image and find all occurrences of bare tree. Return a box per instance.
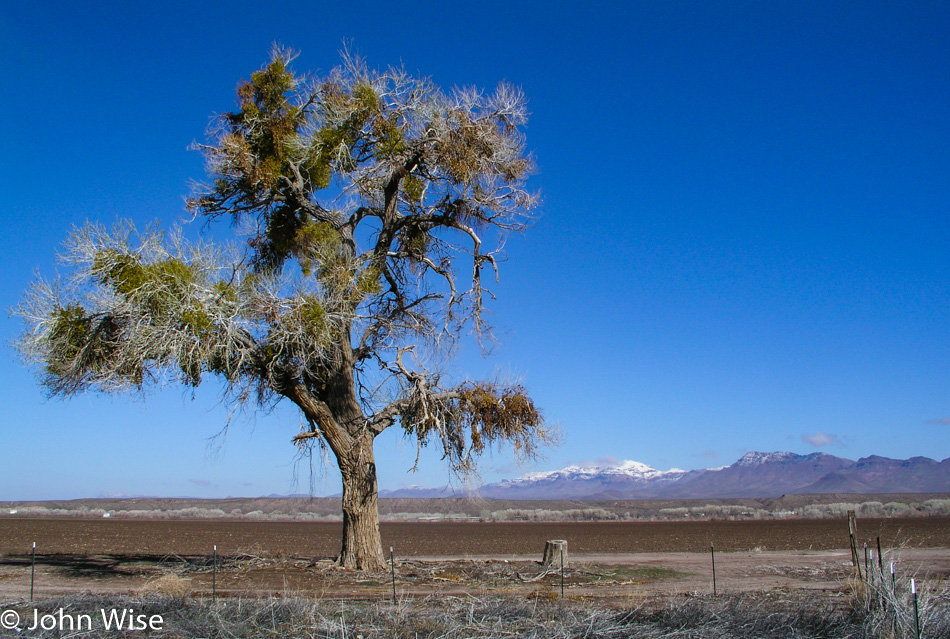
[13,47,551,571]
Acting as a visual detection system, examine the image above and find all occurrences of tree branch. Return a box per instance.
[282,380,354,452]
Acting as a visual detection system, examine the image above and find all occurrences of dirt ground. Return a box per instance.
[4,517,950,556]
[1,517,948,603]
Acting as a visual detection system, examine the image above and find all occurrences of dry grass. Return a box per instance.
[850,550,950,639]
[140,573,192,598]
[4,589,946,638]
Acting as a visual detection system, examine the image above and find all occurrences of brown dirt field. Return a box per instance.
[2,516,948,557]
[1,517,948,602]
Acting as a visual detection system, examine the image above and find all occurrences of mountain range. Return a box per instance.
[381,452,950,500]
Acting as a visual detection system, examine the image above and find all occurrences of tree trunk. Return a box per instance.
[283,332,387,571]
[337,433,386,571]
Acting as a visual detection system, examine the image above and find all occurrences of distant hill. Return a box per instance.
[796,455,950,494]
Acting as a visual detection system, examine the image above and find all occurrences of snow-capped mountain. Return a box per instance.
[517,459,686,483]
[733,451,800,466]
[478,459,697,500]
[471,451,950,500]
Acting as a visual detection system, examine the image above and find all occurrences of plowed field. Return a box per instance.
[2,516,948,557]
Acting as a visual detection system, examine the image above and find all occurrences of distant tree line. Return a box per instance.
[5,498,950,521]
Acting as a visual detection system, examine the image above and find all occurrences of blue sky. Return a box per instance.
[2,1,949,500]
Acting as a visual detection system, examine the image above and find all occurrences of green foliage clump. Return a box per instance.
[303,81,381,188]
[306,125,348,189]
[297,296,328,339]
[229,57,301,192]
[93,250,195,305]
[84,248,223,387]
[372,113,405,158]
[44,303,141,386]
[48,304,91,361]
[293,220,341,276]
[351,82,381,114]
[354,266,382,297]
[180,306,214,337]
[402,175,424,202]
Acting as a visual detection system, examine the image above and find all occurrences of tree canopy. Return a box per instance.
[14,48,551,570]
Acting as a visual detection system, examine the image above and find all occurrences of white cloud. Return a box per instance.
[925,417,950,426]
[801,431,841,448]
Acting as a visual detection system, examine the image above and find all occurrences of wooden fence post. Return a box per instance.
[848,510,862,581]
[711,544,717,595]
[30,542,35,602]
